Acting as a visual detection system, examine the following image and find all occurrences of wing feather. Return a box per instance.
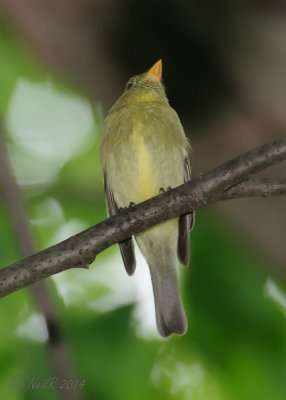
[177,157,195,266]
[103,172,136,276]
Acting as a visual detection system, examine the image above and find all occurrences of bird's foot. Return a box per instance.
[119,202,136,214]
[159,186,172,194]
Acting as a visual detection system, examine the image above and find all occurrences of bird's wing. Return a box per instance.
[177,157,195,266]
[103,171,136,276]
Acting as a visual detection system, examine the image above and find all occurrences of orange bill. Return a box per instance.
[145,59,162,80]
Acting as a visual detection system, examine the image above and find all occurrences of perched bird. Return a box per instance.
[100,60,194,337]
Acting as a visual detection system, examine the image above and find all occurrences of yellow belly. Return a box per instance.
[130,124,155,200]
[106,120,184,208]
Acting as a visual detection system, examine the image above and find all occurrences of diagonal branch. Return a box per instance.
[0,138,285,299]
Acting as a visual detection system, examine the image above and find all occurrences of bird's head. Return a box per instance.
[111,60,168,111]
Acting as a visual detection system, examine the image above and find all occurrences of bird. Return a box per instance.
[100,59,194,337]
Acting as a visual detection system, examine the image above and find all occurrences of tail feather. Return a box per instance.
[136,221,187,337]
[148,255,187,337]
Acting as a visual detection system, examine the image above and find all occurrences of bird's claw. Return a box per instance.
[160,186,172,194]
[119,202,136,214]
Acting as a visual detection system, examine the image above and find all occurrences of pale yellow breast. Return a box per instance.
[129,121,154,200]
[101,102,188,208]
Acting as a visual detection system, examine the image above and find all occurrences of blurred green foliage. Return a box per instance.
[0,20,286,400]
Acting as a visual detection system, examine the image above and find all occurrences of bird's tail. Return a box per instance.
[149,255,187,337]
[137,228,187,337]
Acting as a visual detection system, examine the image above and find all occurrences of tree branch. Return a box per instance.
[0,125,82,400]
[222,177,286,200]
[0,138,285,298]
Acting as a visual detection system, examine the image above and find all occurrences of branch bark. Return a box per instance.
[0,138,285,299]
[222,177,286,200]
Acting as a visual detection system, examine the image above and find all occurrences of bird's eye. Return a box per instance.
[126,82,133,91]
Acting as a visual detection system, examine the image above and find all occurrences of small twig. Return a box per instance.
[0,138,285,299]
[222,177,286,200]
